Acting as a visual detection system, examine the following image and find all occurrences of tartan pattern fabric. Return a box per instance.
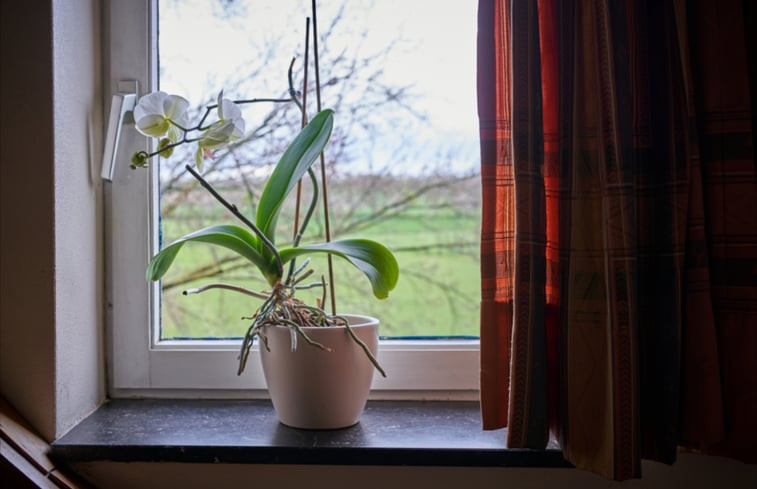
[678,0,757,462]
[478,0,514,430]
[477,0,757,480]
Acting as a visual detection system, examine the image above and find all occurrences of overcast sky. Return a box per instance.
[158,0,479,175]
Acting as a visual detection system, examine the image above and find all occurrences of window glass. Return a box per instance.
[157,0,479,339]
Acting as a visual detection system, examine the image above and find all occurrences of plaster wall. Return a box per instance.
[1,0,58,441]
[0,0,103,441]
[51,0,105,436]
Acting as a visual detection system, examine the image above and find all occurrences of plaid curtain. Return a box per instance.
[478,0,757,480]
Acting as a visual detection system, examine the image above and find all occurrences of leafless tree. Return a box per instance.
[157,1,481,338]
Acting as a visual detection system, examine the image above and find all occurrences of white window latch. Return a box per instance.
[101,81,138,182]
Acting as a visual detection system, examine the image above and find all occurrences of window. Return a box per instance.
[106,0,479,398]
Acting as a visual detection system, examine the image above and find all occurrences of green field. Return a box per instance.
[158,175,481,339]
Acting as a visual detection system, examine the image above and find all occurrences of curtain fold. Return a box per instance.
[478,0,514,430]
[478,0,757,480]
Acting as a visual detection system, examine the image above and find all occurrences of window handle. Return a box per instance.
[101,82,138,182]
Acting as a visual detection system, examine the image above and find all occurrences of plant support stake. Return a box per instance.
[312,0,337,315]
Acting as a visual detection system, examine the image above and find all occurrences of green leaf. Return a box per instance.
[256,109,334,245]
[146,224,278,284]
[279,239,399,299]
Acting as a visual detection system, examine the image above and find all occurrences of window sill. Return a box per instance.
[50,400,569,467]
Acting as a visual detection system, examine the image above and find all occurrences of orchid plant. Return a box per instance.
[130,85,398,377]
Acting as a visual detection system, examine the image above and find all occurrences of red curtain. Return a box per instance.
[478,0,757,480]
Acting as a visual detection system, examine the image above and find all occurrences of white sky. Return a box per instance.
[158,0,479,175]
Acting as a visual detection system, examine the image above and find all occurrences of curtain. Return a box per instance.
[478,0,757,480]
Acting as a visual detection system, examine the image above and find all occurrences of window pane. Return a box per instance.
[157,0,480,339]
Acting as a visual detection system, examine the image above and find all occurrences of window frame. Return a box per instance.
[105,0,480,399]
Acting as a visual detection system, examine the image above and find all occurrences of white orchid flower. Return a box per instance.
[198,120,240,150]
[194,91,246,170]
[133,91,189,139]
[217,92,245,140]
[199,91,245,146]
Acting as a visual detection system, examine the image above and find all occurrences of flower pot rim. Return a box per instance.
[260,313,378,331]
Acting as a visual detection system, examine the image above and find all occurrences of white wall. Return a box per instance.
[0,0,104,441]
[1,0,59,441]
[51,0,105,435]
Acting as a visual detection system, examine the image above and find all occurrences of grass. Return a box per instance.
[158,176,481,339]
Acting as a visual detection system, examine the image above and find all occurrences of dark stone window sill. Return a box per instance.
[51,400,569,467]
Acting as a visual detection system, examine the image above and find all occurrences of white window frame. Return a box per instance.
[104,0,479,400]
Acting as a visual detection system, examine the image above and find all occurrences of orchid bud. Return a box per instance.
[131,151,149,169]
[157,138,174,158]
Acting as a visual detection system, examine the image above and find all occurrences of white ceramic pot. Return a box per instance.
[259,314,379,429]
